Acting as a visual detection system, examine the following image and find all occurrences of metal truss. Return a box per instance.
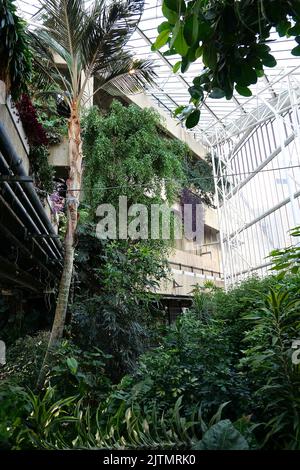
[209,67,300,287]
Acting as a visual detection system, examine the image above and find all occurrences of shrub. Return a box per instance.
[104,312,250,421]
[0,332,112,404]
[0,331,49,387]
[240,287,300,449]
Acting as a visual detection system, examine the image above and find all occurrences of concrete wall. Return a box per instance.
[0,81,30,174]
[48,136,69,167]
[205,206,219,231]
[158,270,223,297]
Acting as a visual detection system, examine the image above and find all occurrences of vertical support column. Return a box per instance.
[211,137,233,289]
[275,115,299,228]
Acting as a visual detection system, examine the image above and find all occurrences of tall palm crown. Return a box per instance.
[31,0,155,107]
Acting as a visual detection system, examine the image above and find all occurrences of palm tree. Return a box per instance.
[30,0,154,383]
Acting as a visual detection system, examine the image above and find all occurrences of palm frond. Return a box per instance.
[30,1,149,104]
[36,0,86,57]
[81,0,145,75]
[99,57,156,96]
[30,31,73,100]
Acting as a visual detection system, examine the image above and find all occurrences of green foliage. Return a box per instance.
[155,0,300,127]
[72,223,168,379]
[33,93,68,144]
[270,226,300,277]
[0,332,111,403]
[205,276,275,354]
[2,272,300,450]
[104,312,250,420]
[17,394,250,450]
[240,287,300,449]
[83,101,186,213]
[193,419,248,450]
[0,0,31,98]
[76,101,215,378]
[0,383,31,449]
[29,145,54,194]
[0,331,49,387]
[15,387,78,449]
[45,340,112,403]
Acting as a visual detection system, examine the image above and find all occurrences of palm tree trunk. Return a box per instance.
[37,100,82,389]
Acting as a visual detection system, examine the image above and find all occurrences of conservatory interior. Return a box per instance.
[0,0,300,453]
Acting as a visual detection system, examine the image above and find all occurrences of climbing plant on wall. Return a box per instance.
[0,0,31,98]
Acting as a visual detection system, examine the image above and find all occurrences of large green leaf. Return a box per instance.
[173,24,189,56]
[236,63,257,87]
[162,0,186,25]
[193,420,249,450]
[152,29,170,50]
[158,22,172,33]
[184,14,199,46]
[186,109,200,128]
[209,87,226,99]
[164,0,186,13]
[235,84,252,97]
[172,60,181,73]
[189,86,204,100]
[261,54,277,68]
[170,20,181,49]
[202,43,217,70]
[66,357,78,375]
[291,45,300,56]
[276,20,291,37]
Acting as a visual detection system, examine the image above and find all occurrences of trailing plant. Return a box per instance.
[182,152,215,206]
[0,0,31,98]
[83,102,186,213]
[29,146,54,194]
[16,94,54,193]
[16,94,49,146]
[74,102,197,378]
[153,0,300,127]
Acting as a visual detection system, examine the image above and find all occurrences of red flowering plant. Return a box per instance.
[16,94,49,147]
[15,94,55,193]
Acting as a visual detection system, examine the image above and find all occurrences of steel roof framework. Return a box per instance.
[127,2,300,287]
[16,0,300,287]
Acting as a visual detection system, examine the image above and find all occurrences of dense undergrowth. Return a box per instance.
[0,271,300,450]
[0,103,299,450]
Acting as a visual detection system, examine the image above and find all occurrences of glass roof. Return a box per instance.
[16,0,300,147]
